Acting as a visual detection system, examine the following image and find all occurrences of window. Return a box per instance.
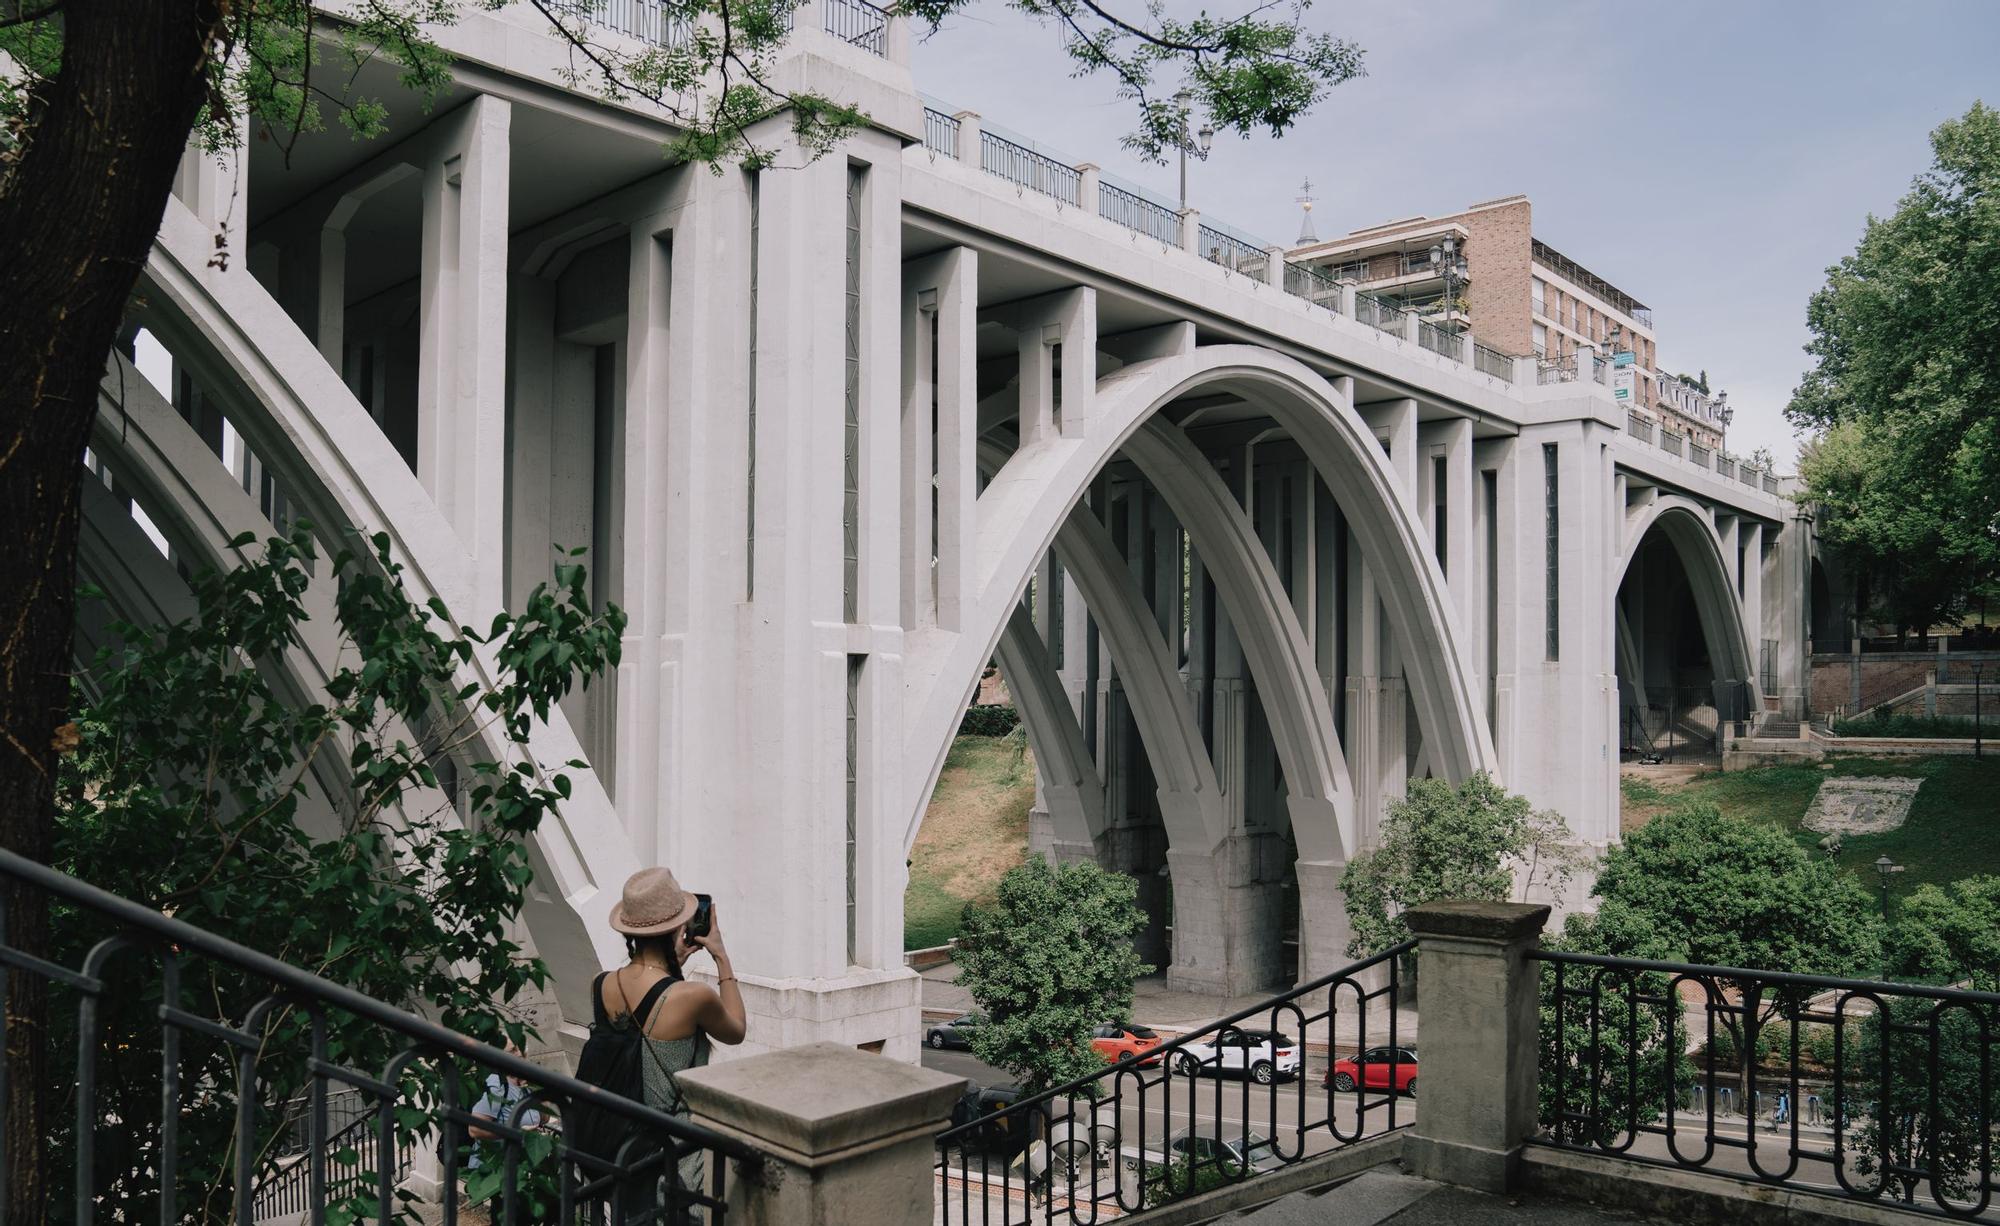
[843,165,865,623]
[1432,455,1447,575]
[845,654,863,963]
[1532,323,1548,356]
[1543,444,1560,661]
[1565,297,1576,330]
[1531,277,1545,315]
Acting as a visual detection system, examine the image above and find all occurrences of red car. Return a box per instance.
[1325,1046,1419,1096]
[1090,1022,1163,1066]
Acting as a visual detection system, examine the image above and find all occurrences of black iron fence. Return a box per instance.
[933,941,1415,1222]
[1536,949,2000,1220]
[821,0,888,54]
[0,848,766,1223]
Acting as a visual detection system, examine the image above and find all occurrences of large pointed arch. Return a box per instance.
[1618,496,1760,704]
[902,345,1495,858]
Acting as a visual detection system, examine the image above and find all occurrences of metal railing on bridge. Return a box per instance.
[1536,948,2000,1220]
[1626,411,1655,444]
[1690,441,1713,469]
[1473,341,1514,382]
[923,108,960,160]
[1284,259,1344,313]
[980,130,1080,206]
[1355,292,1406,336]
[822,0,889,53]
[1199,224,1268,277]
[559,0,694,46]
[934,942,1414,1222]
[1100,181,1180,245]
[1416,319,1461,359]
[0,848,765,1224]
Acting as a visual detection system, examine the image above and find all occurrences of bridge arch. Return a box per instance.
[902,344,1496,860]
[1615,497,1760,749]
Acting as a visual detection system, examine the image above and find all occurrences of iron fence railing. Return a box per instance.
[1718,457,1737,481]
[822,0,888,54]
[562,0,695,46]
[1592,360,1608,385]
[1100,181,1179,245]
[1763,473,1780,494]
[924,108,960,159]
[1355,292,1405,336]
[253,1109,413,1220]
[1535,948,2000,1221]
[1690,442,1712,468]
[1199,225,1268,277]
[1474,342,1514,382]
[1283,259,1343,312]
[1625,411,1654,444]
[933,942,1415,1222]
[1537,356,1577,385]
[981,131,1080,206]
[0,848,766,1224]
[1416,319,1461,359]
[1660,429,1685,458]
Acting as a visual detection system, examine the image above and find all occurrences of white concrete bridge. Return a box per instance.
[83,2,1807,1061]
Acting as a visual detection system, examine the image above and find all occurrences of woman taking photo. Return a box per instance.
[590,866,747,1218]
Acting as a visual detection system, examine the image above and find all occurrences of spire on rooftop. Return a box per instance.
[1295,178,1318,245]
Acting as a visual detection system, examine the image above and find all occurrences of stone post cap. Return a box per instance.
[677,1042,966,1169]
[1403,900,1550,942]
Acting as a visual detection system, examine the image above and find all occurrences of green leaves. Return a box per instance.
[52,525,624,1221]
[1341,772,1580,958]
[955,857,1153,1094]
[1790,102,2000,635]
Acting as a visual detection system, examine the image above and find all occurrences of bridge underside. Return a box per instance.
[76,13,1805,1062]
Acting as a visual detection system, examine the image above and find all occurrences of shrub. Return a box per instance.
[959,703,1022,737]
[1832,712,1988,739]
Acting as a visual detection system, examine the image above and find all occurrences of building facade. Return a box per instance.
[1290,196,1730,451]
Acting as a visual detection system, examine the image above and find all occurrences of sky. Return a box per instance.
[907,0,2000,467]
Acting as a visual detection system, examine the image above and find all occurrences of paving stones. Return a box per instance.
[1801,776,1922,836]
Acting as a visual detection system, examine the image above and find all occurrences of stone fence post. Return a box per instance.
[1401,900,1549,1193]
[677,1042,965,1225]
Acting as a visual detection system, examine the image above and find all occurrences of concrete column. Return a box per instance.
[900,246,977,631]
[679,1044,964,1226]
[1344,535,1406,850]
[1008,287,1096,445]
[416,93,511,612]
[952,110,981,166]
[1403,901,1551,1193]
[1180,207,1201,255]
[1166,836,1286,995]
[1402,310,1421,345]
[1294,857,1356,983]
[1418,418,1475,636]
[1263,244,1286,288]
[1357,398,1418,508]
[1764,506,1813,718]
[1339,282,1358,317]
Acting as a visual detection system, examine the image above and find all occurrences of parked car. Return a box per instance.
[1090,1021,1163,1066]
[926,1013,985,1050]
[1124,1125,1286,1182]
[1170,1027,1300,1084]
[1325,1046,1419,1096]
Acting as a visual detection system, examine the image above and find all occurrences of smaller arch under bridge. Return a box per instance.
[85,20,1805,1061]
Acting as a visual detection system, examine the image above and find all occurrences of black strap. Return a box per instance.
[590,971,610,1027]
[633,974,677,1028]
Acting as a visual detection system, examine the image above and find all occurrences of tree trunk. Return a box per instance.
[0,1,224,1214]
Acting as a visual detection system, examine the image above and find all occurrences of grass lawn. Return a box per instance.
[1620,754,2000,909]
[905,733,1033,950]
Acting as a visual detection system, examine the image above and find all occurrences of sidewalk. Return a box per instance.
[921,964,1418,1055]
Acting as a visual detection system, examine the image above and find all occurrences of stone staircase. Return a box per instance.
[1215,1167,1660,1225]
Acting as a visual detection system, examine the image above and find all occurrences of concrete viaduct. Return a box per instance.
[79,3,1809,1061]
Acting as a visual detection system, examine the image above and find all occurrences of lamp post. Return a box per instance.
[1427,235,1469,332]
[1974,661,1985,757]
[1175,89,1214,213]
[1873,854,1904,921]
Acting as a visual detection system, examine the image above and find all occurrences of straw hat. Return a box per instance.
[609,866,699,936]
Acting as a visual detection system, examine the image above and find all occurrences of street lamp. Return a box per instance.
[1873,854,1904,920]
[1175,90,1214,214]
[1427,236,1470,331]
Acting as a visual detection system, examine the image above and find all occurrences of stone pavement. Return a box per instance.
[921,964,1418,1053]
[1221,1167,1672,1225]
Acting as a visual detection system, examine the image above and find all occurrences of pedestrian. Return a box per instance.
[466,1043,545,1174]
[1770,1088,1790,1131]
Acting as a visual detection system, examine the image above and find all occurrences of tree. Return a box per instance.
[1580,803,1881,1106]
[0,2,1363,1208]
[1340,772,1580,958]
[955,857,1152,1094]
[1788,102,2000,641]
[44,525,622,1219]
[1883,875,2000,991]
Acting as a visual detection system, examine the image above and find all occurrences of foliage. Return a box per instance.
[1535,931,1691,1146]
[465,1132,564,1224]
[1788,102,2000,637]
[1830,711,1989,739]
[47,527,622,1222]
[955,858,1152,1094]
[1581,802,1881,1090]
[1883,875,2000,992]
[1140,1156,1235,1208]
[1340,772,1581,957]
[958,703,1023,737]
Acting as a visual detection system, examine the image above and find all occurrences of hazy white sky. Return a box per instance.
[908,0,2000,467]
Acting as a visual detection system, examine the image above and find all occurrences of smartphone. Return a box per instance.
[686,893,714,940]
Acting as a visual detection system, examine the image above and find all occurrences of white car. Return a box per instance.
[1169,1026,1301,1084]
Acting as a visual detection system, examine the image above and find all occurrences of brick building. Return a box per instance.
[1289,195,1729,449]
